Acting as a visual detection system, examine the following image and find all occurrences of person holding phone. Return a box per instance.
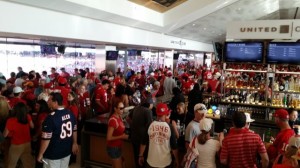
[106,101,129,168]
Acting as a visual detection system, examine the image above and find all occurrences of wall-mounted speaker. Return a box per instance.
[58,45,66,54]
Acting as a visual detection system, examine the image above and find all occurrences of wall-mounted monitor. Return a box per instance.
[40,45,57,55]
[173,53,179,60]
[267,42,300,64]
[106,51,119,60]
[224,42,263,63]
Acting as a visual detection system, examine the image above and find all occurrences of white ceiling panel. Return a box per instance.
[4,0,300,44]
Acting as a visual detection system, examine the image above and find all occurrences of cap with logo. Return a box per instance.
[274,109,289,119]
[194,103,208,114]
[156,103,171,116]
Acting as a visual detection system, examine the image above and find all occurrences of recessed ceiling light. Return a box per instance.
[237,8,241,11]
[203,27,207,30]
[192,23,196,26]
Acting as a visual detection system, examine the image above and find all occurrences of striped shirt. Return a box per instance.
[220,128,266,168]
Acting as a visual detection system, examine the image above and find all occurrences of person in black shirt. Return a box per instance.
[186,83,203,126]
[169,87,184,115]
[37,93,78,167]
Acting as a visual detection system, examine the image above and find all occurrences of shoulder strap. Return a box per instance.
[191,137,197,148]
[278,154,284,164]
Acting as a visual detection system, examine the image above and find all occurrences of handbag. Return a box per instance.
[184,137,199,168]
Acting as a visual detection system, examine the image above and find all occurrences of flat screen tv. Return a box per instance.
[40,45,57,55]
[127,50,137,56]
[224,42,263,63]
[267,42,300,64]
[106,51,119,60]
[173,53,179,60]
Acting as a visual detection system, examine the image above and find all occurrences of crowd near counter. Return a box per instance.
[0,64,300,168]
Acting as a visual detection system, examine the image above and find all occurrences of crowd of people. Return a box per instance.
[0,63,300,168]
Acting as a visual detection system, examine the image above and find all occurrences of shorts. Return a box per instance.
[106,146,122,159]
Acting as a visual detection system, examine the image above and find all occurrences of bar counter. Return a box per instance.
[81,118,135,168]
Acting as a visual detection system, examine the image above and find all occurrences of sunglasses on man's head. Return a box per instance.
[197,107,207,111]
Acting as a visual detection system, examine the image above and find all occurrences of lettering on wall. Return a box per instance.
[227,20,300,39]
[170,40,186,46]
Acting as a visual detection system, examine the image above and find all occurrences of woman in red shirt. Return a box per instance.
[33,99,50,168]
[77,84,90,120]
[106,101,129,168]
[3,102,34,168]
[67,91,79,164]
[68,91,79,120]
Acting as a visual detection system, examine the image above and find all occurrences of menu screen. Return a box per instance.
[225,42,263,63]
[267,42,300,64]
[106,51,119,60]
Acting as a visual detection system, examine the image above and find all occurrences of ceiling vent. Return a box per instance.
[152,0,178,7]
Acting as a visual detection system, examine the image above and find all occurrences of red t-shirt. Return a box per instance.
[95,86,108,113]
[35,112,48,138]
[203,71,213,80]
[22,89,36,101]
[8,97,27,108]
[268,129,295,161]
[220,128,266,168]
[208,79,220,92]
[68,105,79,120]
[107,115,125,147]
[113,77,121,87]
[78,91,90,117]
[60,72,70,79]
[6,114,32,145]
[50,73,59,82]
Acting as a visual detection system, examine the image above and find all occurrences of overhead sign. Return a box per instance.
[227,20,300,39]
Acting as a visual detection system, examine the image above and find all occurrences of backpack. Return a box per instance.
[183,137,198,168]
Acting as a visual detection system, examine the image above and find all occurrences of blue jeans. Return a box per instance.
[106,146,122,159]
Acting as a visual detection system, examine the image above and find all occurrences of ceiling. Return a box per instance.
[4,0,300,45]
[129,0,187,12]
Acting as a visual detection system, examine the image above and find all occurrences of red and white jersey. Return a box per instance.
[95,86,108,113]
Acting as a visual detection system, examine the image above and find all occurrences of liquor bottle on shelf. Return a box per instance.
[249,92,255,104]
[295,78,300,92]
[282,94,287,107]
[285,80,289,92]
[290,77,295,92]
[279,81,285,91]
[234,90,239,103]
[264,128,272,143]
[274,81,279,91]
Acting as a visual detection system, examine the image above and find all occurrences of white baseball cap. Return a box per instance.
[13,86,23,94]
[194,103,207,114]
[200,118,213,132]
[245,113,255,123]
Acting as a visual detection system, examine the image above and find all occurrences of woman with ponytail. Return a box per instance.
[195,118,221,168]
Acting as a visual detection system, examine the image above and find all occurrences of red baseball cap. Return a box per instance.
[156,103,171,116]
[44,83,53,89]
[274,109,289,119]
[58,77,67,84]
[167,71,172,77]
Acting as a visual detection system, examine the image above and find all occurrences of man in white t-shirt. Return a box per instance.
[139,103,179,168]
[185,103,207,149]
